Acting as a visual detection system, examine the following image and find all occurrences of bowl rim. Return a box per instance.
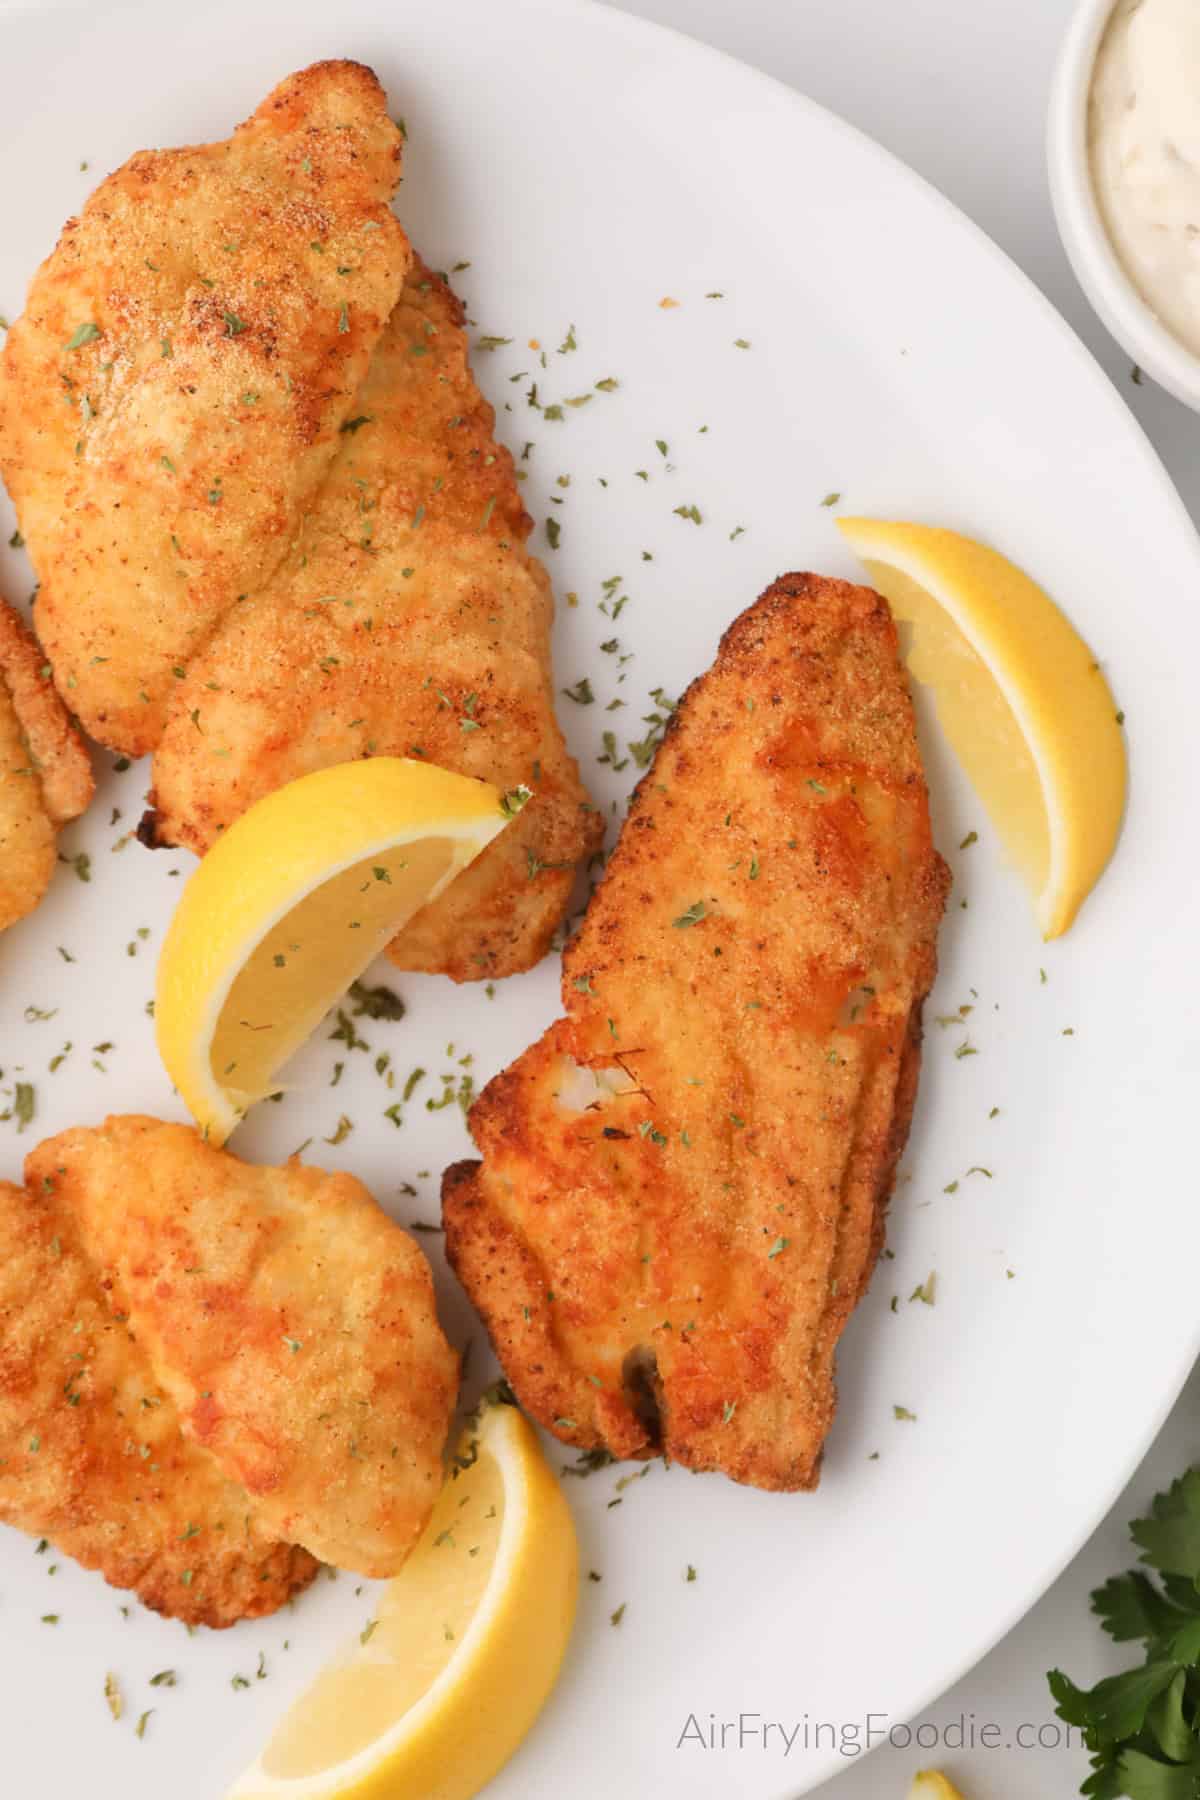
[1048,0,1200,409]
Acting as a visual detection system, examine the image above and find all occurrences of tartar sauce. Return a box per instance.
[1089,0,1200,360]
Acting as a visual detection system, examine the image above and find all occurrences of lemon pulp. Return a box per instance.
[267,1452,505,1778]
[868,561,1049,892]
[838,518,1126,938]
[213,837,459,1108]
[227,1399,577,1800]
[155,758,512,1142]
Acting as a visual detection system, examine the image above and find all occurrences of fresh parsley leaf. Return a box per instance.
[1049,1464,1200,1794]
[1119,1743,1200,1797]
[1147,1670,1193,1764]
[1092,1572,1193,1649]
[1049,1661,1182,1747]
[1133,1472,1200,1580]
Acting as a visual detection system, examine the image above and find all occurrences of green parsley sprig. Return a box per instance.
[1049,1466,1200,1796]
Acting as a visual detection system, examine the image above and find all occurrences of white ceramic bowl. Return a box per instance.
[1049,0,1200,409]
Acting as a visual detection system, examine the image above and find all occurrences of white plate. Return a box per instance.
[1,1,1197,1794]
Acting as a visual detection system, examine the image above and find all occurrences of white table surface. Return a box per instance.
[604,2,1200,1796]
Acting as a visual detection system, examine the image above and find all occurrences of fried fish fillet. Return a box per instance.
[444,576,950,1489]
[143,258,602,979]
[0,597,92,932]
[0,62,410,754]
[0,1176,316,1627]
[26,1116,459,1575]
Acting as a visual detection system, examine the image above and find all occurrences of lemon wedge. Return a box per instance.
[837,518,1126,939]
[228,1396,578,1800]
[156,758,519,1144]
[908,1776,967,1800]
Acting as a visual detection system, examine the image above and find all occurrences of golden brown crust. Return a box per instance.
[0,597,93,933]
[0,598,92,824]
[25,1116,459,1576]
[0,1178,316,1628]
[0,61,410,753]
[145,258,601,979]
[444,575,950,1490]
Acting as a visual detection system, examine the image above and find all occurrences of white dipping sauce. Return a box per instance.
[1089,0,1200,360]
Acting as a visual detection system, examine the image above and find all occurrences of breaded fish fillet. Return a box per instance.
[143,258,602,979]
[26,1116,459,1575]
[444,576,949,1489]
[0,62,410,754]
[0,1177,316,1627]
[0,597,92,932]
